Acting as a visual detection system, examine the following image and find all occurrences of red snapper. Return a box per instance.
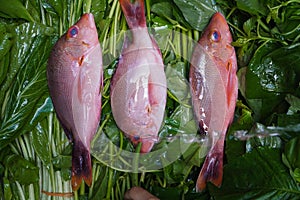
[110,0,167,153]
[47,13,102,191]
[189,12,238,191]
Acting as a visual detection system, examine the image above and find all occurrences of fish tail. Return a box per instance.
[196,138,224,192]
[119,0,146,28]
[71,140,92,191]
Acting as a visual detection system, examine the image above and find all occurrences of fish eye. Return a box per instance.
[133,135,140,141]
[210,30,221,42]
[67,26,79,38]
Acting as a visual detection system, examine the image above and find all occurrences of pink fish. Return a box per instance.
[110,0,167,153]
[189,12,238,191]
[47,14,102,191]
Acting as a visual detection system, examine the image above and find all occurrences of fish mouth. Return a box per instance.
[80,13,96,29]
[211,12,227,25]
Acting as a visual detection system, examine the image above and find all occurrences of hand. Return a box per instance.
[124,186,159,200]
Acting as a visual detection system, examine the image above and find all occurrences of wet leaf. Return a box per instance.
[5,154,39,185]
[0,23,54,150]
[236,0,268,16]
[90,167,109,200]
[0,0,35,22]
[285,94,300,114]
[91,0,107,28]
[249,44,300,94]
[210,147,300,199]
[173,0,216,31]
[41,0,64,17]
[31,124,52,167]
[151,186,183,200]
[244,43,289,121]
[284,137,300,170]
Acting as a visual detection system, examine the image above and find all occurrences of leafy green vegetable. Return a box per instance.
[173,0,217,31]
[0,0,35,22]
[210,147,300,199]
[0,22,54,150]
[236,0,268,16]
[244,42,300,121]
[283,137,300,183]
[4,154,39,185]
[285,94,300,115]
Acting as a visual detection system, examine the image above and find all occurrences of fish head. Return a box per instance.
[63,13,99,58]
[199,12,235,65]
[191,12,238,133]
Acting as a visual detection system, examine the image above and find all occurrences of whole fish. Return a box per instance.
[189,12,238,191]
[47,14,102,191]
[110,0,167,153]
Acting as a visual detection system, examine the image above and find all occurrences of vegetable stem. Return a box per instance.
[106,167,114,199]
[83,0,92,13]
[131,142,142,187]
[145,0,151,23]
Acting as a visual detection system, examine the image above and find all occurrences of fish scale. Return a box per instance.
[47,13,102,191]
[189,12,238,192]
[111,0,167,153]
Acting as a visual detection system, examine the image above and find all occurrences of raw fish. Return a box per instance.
[189,12,238,192]
[110,0,167,153]
[47,13,102,191]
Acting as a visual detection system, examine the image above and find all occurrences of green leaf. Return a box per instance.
[293,168,300,183]
[165,62,190,104]
[275,5,300,41]
[245,42,300,121]
[151,186,183,200]
[236,0,268,16]
[243,17,257,36]
[91,0,107,27]
[284,137,300,170]
[0,23,13,58]
[52,155,72,169]
[151,2,173,19]
[5,154,39,185]
[0,23,13,86]
[285,94,300,114]
[31,124,52,167]
[0,0,35,22]
[0,23,54,150]
[29,97,54,126]
[0,52,10,87]
[3,177,12,200]
[210,147,300,199]
[246,135,282,152]
[90,166,109,200]
[250,44,299,94]
[26,0,41,22]
[173,0,216,31]
[277,113,300,127]
[151,1,188,28]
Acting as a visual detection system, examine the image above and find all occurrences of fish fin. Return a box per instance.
[140,140,155,153]
[226,60,237,106]
[196,139,224,192]
[71,140,92,191]
[119,0,146,28]
[130,135,155,153]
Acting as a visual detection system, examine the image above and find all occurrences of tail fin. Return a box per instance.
[196,138,224,192]
[119,0,146,28]
[71,140,92,191]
